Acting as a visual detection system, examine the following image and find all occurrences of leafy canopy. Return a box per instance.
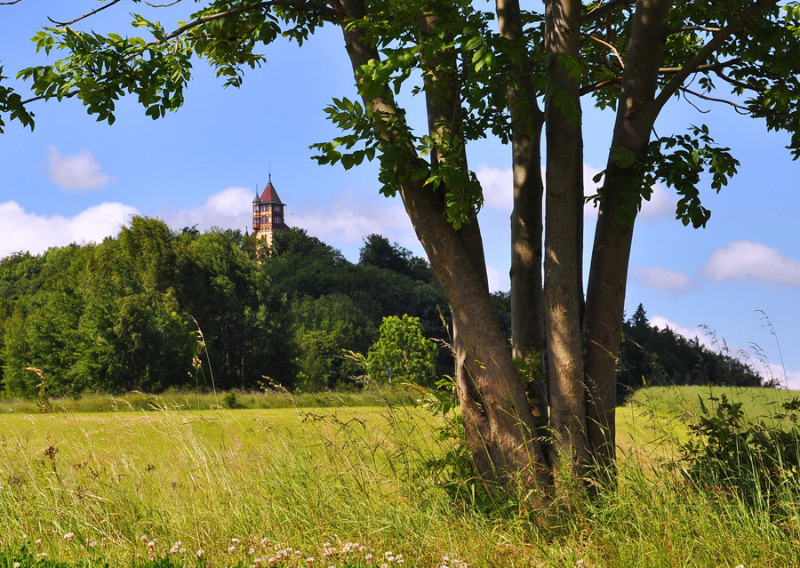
[4,1,798,228]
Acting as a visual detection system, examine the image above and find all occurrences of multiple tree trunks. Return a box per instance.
[4,0,791,500]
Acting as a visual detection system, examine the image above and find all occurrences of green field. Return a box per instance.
[2,386,800,567]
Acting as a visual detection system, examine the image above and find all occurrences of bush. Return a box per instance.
[366,315,438,386]
[681,394,800,508]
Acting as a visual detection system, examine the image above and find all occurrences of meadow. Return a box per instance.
[2,386,800,567]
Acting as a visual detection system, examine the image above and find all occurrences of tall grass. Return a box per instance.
[0,385,419,414]
[1,387,799,567]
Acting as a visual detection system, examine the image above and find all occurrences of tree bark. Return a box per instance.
[417,8,499,482]
[495,0,549,427]
[335,0,550,492]
[583,0,672,466]
[544,0,588,469]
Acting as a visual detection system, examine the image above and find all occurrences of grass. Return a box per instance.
[1,386,799,567]
[0,385,420,414]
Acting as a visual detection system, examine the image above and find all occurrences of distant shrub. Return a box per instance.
[681,394,800,508]
[222,391,239,409]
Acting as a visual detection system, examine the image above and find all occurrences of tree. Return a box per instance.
[367,314,438,385]
[359,233,434,282]
[175,228,296,390]
[291,293,376,390]
[3,0,799,498]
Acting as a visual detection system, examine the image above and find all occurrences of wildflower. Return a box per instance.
[149,555,155,562]
[36,553,48,559]
[249,547,256,555]
[170,542,182,556]
[228,546,237,554]
[232,538,241,545]
[64,532,74,543]
[306,557,314,565]
[101,541,107,548]
[140,535,148,543]
[196,549,205,559]
[148,541,157,552]
[13,562,20,568]
[34,539,42,548]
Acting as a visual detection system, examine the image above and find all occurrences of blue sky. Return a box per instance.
[2,1,800,388]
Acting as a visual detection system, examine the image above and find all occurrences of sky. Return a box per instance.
[2,1,800,388]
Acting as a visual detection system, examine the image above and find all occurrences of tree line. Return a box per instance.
[0,217,766,399]
[0,218,447,397]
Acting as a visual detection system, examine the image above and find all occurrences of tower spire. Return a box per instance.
[252,168,288,253]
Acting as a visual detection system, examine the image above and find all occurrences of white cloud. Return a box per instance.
[478,163,674,223]
[486,264,508,293]
[46,146,117,191]
[292,189,416,247]
[160,186,253,233]
[476,164,513,210]
[638,266,694,294]
[784,369,800,391]
[704,240,800,286]
[585,167,674,223]
[650,315,715,349]
[649,314,800,389]
[160,186,420,260]
[0,201,138,259]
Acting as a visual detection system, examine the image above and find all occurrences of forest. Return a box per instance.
[0,218,766,399]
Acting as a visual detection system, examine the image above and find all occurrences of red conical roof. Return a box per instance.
[260,180,284,204]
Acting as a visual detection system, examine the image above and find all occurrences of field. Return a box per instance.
[2,386,800,567]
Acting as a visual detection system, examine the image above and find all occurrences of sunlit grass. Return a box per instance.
[2,386,800,567]
[0,385,420,414]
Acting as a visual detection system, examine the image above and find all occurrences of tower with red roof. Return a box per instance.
[252,174,288,250]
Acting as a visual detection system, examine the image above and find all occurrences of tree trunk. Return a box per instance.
[544,0,588,470]
[336,0,550,492]
[583,0,672,466]
[495,0,549,427]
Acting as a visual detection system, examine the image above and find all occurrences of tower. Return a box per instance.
[252,174,288,250]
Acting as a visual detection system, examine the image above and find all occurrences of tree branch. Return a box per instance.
[0,0,24,5]
[580,76,622,95]
[48,0,125,27]
[658,58,742,75]
[588,34,624,69]
[679,85,751,113]
[581,0,636,25]
[155,0,337,44]
[714,67,763,94]
[146,0,184,7]
[18,0,338,108]
[580,59,742,95]
[651,0,780,114]
[670,25,722,34]
[145,0,183,8]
